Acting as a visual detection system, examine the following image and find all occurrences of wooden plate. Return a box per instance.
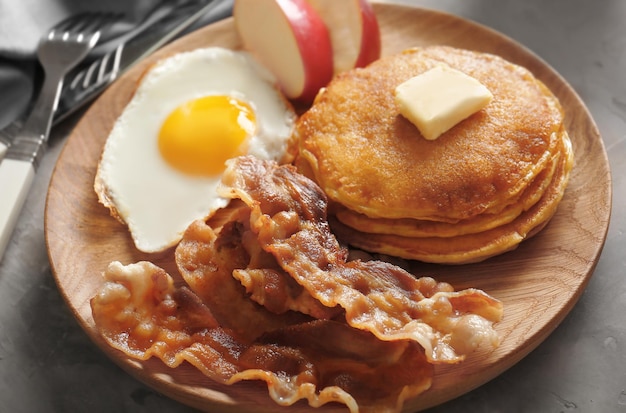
[45,3,611,412]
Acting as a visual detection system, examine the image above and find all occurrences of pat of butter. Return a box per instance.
[394,64,493,140]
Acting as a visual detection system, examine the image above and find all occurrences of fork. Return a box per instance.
[0,13,115,261]
[54,0,219,125]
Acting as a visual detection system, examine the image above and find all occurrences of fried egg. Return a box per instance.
[95,47,296,253]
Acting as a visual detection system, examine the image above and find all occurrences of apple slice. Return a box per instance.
[234,0,334,103]
[307,0,381,74]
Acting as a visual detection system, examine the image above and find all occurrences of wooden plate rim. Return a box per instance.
[45,3,612,412]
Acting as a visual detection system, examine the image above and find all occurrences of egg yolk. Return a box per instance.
[158,95,256,176]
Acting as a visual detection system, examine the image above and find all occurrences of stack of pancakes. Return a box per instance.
[295,46,573,264]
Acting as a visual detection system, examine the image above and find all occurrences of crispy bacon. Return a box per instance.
[175,203,341,337]
[233,320,433,413]
[91,155,503,413]
[91,260,433,413]
[174,208,310,342]
[234,268,343,319]
[90,261,244,381]
[220,156,503,362]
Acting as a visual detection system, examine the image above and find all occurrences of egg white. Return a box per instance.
[95,47,296,253]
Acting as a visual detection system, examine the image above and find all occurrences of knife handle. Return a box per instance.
[0,158,35,262]
[0,141,7,161]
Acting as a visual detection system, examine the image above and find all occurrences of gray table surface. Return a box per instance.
[1,0,624,412]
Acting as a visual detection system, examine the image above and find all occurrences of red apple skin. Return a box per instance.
[234,0,334,103]
[353,0,381,69]
[306,0,381,73]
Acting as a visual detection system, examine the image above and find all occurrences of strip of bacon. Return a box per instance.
[233,267,343,319]
[91,155,503,413]
[232,319,433,413]
[176,199,341,322]
[219,156,503,363]
[90,261,244,381]
[91,260,433,413]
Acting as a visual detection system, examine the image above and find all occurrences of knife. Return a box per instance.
[0,122,19,160]
[0,0,228,261]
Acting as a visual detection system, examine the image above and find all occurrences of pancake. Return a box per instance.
[329,131,573,264]
[295,45,573,264]
[334,140,561,238]
[296,46,564,222]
